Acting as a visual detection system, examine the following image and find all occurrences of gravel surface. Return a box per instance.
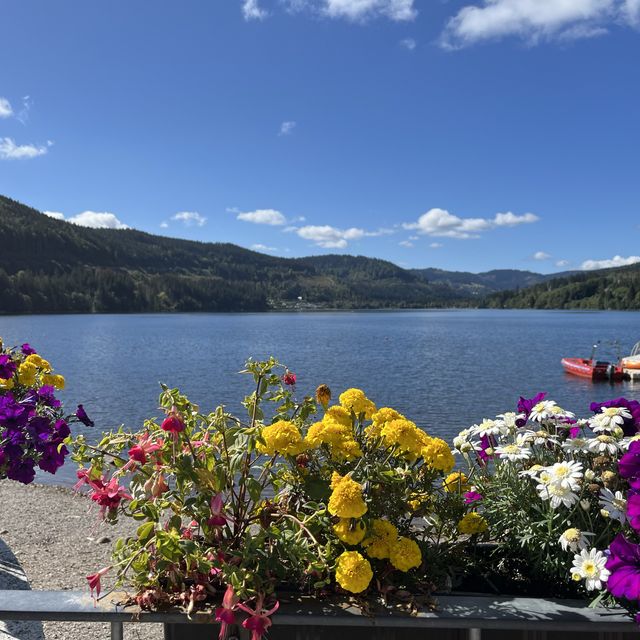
[0,482,163,640]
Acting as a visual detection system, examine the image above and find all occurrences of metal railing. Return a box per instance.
[0,590,636,640]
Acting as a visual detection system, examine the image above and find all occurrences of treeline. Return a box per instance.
[0,195,468,314]
[486,266,640,310]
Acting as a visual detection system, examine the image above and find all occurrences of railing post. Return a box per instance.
[110,621,124,640]
[468,629,481,640]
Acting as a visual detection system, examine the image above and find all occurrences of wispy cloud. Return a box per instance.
[43,211,65,220]
[171,211,207,227]
[581,254,640,270]
[279,120,297,136]
[430,242,443,248]
[440,0,638,49]
[251,243,278,252]
[282,0,416,21]
[400,37,417,50]
[296,224,390,249]
[44,209,130,229]
[237,208,287,225]
[0,137,51,160]
[556,259,570,268]
[533,251,551,260]
[402,208,538,239]
[399,240,414,248]
[0,98,13,118]
[242,0,268,20]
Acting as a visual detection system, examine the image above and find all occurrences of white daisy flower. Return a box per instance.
[497,412,518,430]
[571,548,610,591]
[548,460,583,490]
[470,419,504,438]
[586,435,622,455]
[521,429,560,447]
[530,401,575,423]
[537,480,580,508]
[519,464,545,479]
[621,434,640,450]
[559,528,594,552]
[591,407,632,433]
[599,488,627,524]
[561,437,589,454]
[494,443,532,462]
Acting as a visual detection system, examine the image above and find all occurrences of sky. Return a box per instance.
[1,0,639,274]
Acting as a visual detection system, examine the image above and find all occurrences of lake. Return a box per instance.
[1,309,639,487]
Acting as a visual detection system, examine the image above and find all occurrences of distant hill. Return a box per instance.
[0,195,468,313]
[485,264,640,310]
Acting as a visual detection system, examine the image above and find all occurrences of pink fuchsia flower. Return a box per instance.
[127,433,163,466]
[215,585,240,640]
[208,493,230,527]
[86,566,111,604]
[238,595,279,640]
[90,476,132,518]
[161,414,185,434]
[282,371,296,386]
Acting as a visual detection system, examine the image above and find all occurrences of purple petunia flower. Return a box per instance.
[606,534,640,601]
[619,441,640,490]
[38,443,68,474]
[7,458,36,484]
[21,343,37,356]
[591,398,640,437]
[75,404,94,427]
[0,354,17,380]
[515,392,547,427]
[628,492,640,532]
[37,385,61,409]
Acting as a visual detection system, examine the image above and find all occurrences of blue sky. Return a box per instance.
[1,0,639,274]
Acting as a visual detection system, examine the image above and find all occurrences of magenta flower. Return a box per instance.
[87,476,132,518]
[21,343,37,356]
[215,585,240,640]
[591,398,640,436]
[208,493,230,527]
[606,534,640,601]
[86,566,111,604]
[516,392,546,427]
[127,433,163,466]
[0,354,17,379]
[75,405,94,427]
[282,371,296,386]
[161,414,184,435]
[238,595,279,640]
[628,492,640,532]
[464,491,483,504]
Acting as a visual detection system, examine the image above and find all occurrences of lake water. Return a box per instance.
[1,310,639,487]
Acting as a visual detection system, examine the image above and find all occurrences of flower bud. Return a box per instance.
[315,384,331,409]
[580,499,591,511]
[602,470,617,487]
[600,508,610,519]
[584,469,596,481]
[588,483,601,495]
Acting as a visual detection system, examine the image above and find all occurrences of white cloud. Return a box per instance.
[279,120,297,136]
[430,242,443,248]
[402,208,538,239]
[533,251,551,260]
[400,37,417,49]
[160,222,169,229]
[171,211,207,227]
[439,0,640,49]
[43,210,65,220]
[242,0,268,20]
[556,259,570,267]
[251,243,278,252]
[237,208,287,226]
[581,255,640,270]
[0,137,50,160]
[68,211,130,229]
[0,98,13,118]
[296,224,387,248]
[287,0,417,21]
[399,240,414,247]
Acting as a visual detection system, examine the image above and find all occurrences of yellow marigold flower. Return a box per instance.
[361,518,397,559]
[330,437,363,462]
[367,407,405,438]
[325,405,352,427]
[407,492,431,513]
[335,551,373,593]
[457,512,488,535]
[328,474,367,518]
[0,377,14,390]
[339,389,377,420]
[422,437,455,473]
[42,374,65,390]
[330,471,344,489]
[18,361,37,386]
[443,472,470,493]
[305,421,326,448]
[258,421,305,456]
[380,419,423,455]
[316,384,332,409]
[25,354,51,372]
[333,518,366,545]
[390,537,422,572]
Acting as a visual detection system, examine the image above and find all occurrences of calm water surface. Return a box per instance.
[1,310,639,486]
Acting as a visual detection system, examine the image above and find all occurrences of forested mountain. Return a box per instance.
[0,195,467,313]
[485,264,640,310]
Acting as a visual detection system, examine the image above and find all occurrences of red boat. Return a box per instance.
[561,357,624,381]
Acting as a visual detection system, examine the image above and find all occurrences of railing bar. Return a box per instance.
[110,621,123,640]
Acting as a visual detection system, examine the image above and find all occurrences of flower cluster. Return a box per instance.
[73,358,470,636]
[0,338,88,484]
[455,392,640,619]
